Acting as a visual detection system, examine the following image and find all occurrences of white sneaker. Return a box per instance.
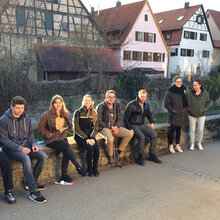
[169,145,175,154]
[175,144,183,153]
[197,143,203,151]
[189,144,195,151]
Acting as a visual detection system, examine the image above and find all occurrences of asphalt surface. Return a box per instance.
[1,140,220,220]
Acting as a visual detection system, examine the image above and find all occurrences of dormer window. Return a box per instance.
[158,19,164,24]
[177,15,184,21]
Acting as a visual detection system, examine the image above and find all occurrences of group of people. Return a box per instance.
[0,77,210,205]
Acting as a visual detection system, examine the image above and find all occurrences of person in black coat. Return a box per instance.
[164,76,188,153]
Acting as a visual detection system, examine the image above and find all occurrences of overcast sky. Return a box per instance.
[83,0,219,13]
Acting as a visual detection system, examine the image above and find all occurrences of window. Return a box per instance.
[200,33,207,41]
[16,7,25,26]
[143,52,152,61]
[45,0,58,3]
[181,48,194,57]
[197,15,204,24]
[61,22,68,31]
[202,50,209,58]
[166,33,171,40]
[144,33,156,43]
[37,37,43,43]
[184,31,197,40]
[177,15,184,21]
[45,11,53,29]
[132,51,142,61]
[153,53,162,62]
[158,19,164,24]
[170,48,178,56]
[123,51,131,60]
[145,14,148,21]
[135,31,143,41]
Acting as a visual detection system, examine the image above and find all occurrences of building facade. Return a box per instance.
[94,0,169,78]
[155,3,214,78]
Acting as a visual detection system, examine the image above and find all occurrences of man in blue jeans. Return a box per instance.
[0,96,48,204]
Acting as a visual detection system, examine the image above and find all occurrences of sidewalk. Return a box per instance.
[1,140,220,220]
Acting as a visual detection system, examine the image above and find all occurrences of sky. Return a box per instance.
[83,0,219,13]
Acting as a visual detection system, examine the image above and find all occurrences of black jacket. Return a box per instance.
[96,101,122,130]
[73,106,98,140]
[164,85,188,126]
[123,97,154,129]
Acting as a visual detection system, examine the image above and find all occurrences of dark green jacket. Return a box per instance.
[187,89,210,117]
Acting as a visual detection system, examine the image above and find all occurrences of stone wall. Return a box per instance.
[0,116,219,191]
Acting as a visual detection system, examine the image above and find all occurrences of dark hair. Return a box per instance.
[11,96,27,107]
[194,78,203,89]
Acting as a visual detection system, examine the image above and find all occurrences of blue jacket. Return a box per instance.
[0,109,36,152]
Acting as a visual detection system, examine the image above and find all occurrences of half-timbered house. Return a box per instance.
[0,0,121,81]
[155,3,214,77]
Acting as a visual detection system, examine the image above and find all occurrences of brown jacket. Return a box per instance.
[37,111,71,145]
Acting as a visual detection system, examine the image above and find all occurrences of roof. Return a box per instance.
[94,1,146,47]
[207,10,220,31]
[155,5,201,31]
[213,40,220,48]
[35,44,123,73]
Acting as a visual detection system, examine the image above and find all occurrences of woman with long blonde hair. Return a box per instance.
[37,95,86,184]
[73,94,99,177]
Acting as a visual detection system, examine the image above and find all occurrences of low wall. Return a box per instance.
[0,116,219,191]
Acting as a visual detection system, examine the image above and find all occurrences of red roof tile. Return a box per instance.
[155,5,201,31]
[94,1,146,47]
[207,10,220,31]
[35,44,122,73]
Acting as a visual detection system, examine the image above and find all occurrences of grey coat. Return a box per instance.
[0,109,36,152]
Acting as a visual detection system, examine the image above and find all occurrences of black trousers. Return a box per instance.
[47,139,81,176]
[0,151,13,194]
[75,135,99,172]
[167,124,181,145]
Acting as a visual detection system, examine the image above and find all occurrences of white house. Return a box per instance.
[155,3,214,78]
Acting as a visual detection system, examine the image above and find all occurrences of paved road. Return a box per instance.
[1,140,220,220]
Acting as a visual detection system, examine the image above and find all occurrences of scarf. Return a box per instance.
[169,85,188,108]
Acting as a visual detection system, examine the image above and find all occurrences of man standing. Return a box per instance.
[0,96,48,204]
[123,90,161,165]
[96,90,133,164]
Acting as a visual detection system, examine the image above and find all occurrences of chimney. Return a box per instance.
[91,7,94,16]
[184,2,190,10]
[116,1,121,9]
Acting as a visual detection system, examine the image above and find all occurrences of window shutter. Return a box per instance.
[135,31,138,41]
[16,7,25,26]
[144,33,148,42]
[154,34,156,43]
[45,11,53,30]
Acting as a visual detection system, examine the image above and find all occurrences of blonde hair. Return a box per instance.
[81,94,94,108]
[138,89,147,96]
[81,94,97,124]
[49,94,69,118]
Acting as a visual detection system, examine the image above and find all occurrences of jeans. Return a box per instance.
[99,127,133,157]
[47,139,81,176]
[167,124,181,145]
[3,147,48,193]
[75,135,99,172]
[131,124,157,155]
[188,115,206,144]
[0,151,13,194]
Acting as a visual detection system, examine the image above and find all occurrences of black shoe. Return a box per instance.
[148,153,161,164]
[29,191,47,204]
[93,168,99,177]
[37,185,46,191]
[4,190,16,204]
[77,167,87,177]
[59,175,74,183]
[136,154,145,166]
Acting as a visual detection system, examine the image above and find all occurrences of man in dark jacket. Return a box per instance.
[123,90,161,165]
[0,96,47,204]
[96,90,133,164]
